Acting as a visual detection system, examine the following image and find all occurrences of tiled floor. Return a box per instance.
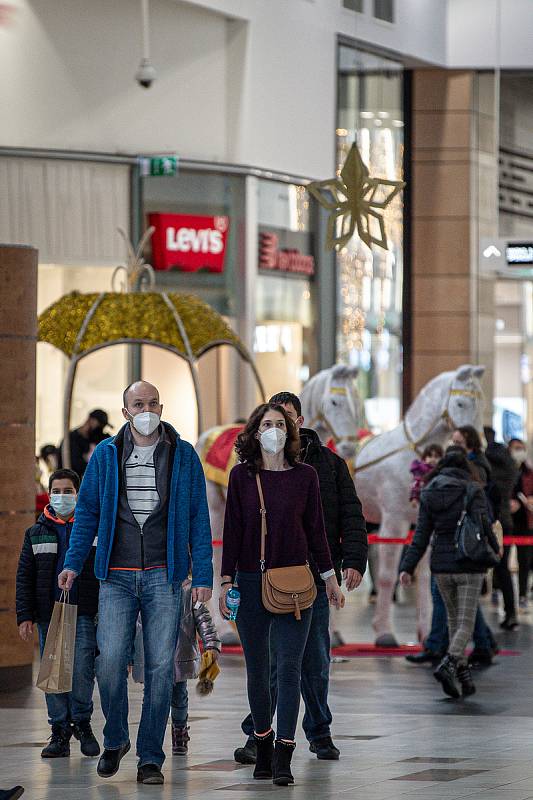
[2,586,533,800]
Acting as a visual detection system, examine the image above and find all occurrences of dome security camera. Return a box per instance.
[135,58,156,89]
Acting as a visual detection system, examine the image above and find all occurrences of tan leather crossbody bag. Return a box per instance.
[256,473,317,620]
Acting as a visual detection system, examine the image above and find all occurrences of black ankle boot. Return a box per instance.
[253,731,274,779]
[272,740,295,786]
[433,654,461,698]
[72,720,100,757]
[41,723,71,758]
[457,664,476,696]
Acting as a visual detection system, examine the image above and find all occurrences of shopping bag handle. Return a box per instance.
[59,590,70,604]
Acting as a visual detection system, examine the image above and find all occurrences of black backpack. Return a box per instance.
[455,483,500,568]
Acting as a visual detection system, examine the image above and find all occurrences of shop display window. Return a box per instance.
[36,264,128,452]
[336,43,404,432]
[255,180,317,400]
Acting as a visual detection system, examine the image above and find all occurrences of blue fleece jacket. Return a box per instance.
[63,423,213,588]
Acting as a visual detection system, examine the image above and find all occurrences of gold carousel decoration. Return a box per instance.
[38,227,265,468]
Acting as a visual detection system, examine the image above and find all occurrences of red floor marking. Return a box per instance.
[221,643,521,657]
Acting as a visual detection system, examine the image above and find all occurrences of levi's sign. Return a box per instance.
[259,232,315,276]
[149,213,230,273]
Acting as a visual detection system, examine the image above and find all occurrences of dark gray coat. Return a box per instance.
[400,467,499,575]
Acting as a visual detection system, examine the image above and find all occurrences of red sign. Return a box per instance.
[259,232,315,276]
[149,213,230,273]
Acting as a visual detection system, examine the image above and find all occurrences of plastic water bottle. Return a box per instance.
[226,587,241,621]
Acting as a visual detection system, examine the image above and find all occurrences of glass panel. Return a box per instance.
[343,0,364,12]
[336,44,404,432]
[255,180,317,398]
[143,171,245,318]
[373,0,394,22]
[36,264,128,453]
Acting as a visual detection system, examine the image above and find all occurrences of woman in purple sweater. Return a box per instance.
[220,403,344,787]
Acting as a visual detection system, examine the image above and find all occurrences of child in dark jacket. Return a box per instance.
[409,444,444,506]
[16,469,100,760]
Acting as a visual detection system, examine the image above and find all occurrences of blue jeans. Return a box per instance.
[425,575,494,654]
[96,568,182,768]
[241,584,332,742]
[171,681,188,726]
[38,614,97,727]
[236,572,312,741]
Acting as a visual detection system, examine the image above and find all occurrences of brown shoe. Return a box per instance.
[172,724,190,755]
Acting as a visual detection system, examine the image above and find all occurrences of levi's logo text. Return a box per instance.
[148,213,230,273]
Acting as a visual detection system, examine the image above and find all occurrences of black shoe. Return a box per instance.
[41,724,71,758]
[500,615,519,631]
[1,787,25,800]
[405,649,442,666]
[72,720,101,757]
[433,654,461,698]
[309,736,340,760]
[457,664,476,697]
[272,740,295,786]
[468,648,493,668]
[97,742,131,778]
[234,735,257,765]
[137,764,164,785]
[253,731,274,779]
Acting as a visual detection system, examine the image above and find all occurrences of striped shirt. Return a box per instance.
[126,443,159,529]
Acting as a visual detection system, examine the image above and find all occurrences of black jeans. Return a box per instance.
[236,572,312,741]
[241,584,332,743]
[516,537,533,598]
[493,546,516,617]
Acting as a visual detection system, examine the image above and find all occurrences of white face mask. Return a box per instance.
[129,411,160,437]
[50,494,77,518]
[511,448,527,464]
[260,428,287,455]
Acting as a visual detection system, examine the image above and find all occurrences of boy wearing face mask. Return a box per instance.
[15,469,100,760]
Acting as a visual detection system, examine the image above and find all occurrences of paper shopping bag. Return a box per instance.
[37,591,77,694]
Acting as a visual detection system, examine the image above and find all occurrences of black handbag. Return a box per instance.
[455,483,500,568]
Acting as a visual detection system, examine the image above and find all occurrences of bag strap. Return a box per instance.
[256,473,268,573]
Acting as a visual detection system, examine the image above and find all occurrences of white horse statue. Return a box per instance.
[196,364,366,643]
[300,365,365,461]
[354,364,485,647]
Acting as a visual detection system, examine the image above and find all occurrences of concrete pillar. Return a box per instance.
[410,69,498,412]
[0,244,38,691]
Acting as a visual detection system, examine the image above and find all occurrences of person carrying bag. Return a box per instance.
[256,473,317,619]
[219,403,344,787]
[400,447,500,700]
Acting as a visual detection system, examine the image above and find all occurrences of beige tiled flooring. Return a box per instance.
[2,586,533,800]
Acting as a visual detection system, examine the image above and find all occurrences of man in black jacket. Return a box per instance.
[16,469,100,760]
[235,391,368,763]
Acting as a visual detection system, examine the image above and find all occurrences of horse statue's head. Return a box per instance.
[445,364,485,431]
[300,364,365,459]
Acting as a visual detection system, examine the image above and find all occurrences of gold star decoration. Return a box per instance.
[308,143,405,252]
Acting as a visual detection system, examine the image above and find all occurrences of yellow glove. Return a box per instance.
[196,650,220,696]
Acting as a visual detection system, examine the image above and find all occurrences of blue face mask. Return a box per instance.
[50,494,77,518]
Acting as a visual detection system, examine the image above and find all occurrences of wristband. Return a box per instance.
[221,580,232,586]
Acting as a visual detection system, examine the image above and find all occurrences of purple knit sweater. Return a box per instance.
[221,462,333,580]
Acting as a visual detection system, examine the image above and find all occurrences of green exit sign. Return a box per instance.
[150,156,178,176]
[140,156,179,177]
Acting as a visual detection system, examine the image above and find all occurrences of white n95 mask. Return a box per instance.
[260,428,287,455]
[130,411,160,436]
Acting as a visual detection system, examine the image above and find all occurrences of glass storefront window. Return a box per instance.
[36,265,129,452]
[337,43,404,432]
[255,180,317,399]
